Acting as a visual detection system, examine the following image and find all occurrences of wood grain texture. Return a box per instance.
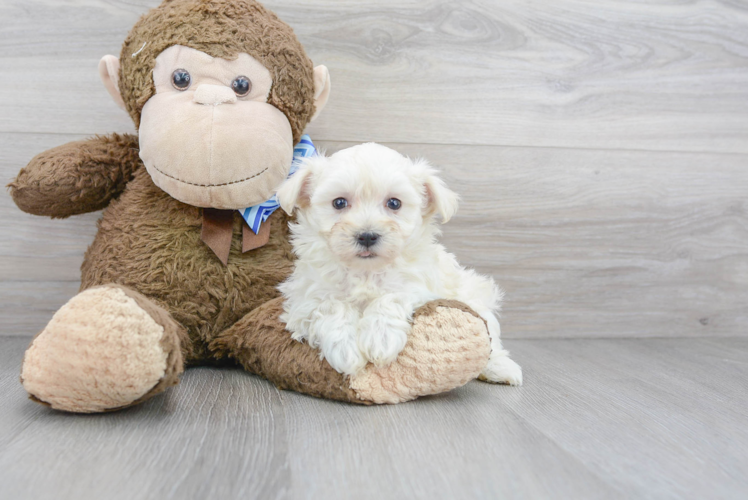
[1,336,747,499]
[2,133,746,338]
[0,0,747,152]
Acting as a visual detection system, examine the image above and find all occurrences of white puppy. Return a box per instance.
[276,143,522,385]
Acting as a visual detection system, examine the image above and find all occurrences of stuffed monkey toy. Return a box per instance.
[8,0,491,412]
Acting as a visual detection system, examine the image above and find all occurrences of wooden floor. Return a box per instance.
[1,0,747,499]
[1,336,747,499]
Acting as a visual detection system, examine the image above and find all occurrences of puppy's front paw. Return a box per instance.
[479,354,523,386]
[322,336,366,377]
[358,314,410,368]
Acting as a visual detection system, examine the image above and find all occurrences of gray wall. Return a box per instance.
[1,0,746,338]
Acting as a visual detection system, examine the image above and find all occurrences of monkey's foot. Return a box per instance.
[21,285,185,413]
[210,298,490,405]
[349,300,491,404]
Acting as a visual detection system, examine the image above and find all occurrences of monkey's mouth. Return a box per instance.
[149,164,270,187]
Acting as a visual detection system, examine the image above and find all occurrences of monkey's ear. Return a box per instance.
[310,65,331,122]
[423,167,459,224]
[277,165,314,214]
[98,55,127,111]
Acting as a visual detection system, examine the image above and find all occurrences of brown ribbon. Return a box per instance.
[201,208,271,265]
[242,215,271,252]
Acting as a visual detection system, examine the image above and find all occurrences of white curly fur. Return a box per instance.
[277,143,522,385]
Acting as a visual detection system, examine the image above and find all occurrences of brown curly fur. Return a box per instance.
[8,134,141,218]
[209,297,364,403]
[7,0,490,411]
[80,165,297,362]
[120,0,315,143]
[209,298,489,404]
[10,134,490,407]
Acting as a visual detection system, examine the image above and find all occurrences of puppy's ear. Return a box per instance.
[277,164,313,214]
[422,166,459,224]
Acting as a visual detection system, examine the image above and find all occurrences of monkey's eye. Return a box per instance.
[332,198,348,210]
[231,76,252,96]
[386,198,402,210]
[171,69,191,90]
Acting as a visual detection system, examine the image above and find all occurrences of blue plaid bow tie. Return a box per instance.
[238,134,316,233]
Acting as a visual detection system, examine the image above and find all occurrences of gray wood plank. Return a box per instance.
[3,134,746,338]
[1,336,747,499]
[0,133,100,274]
[0,336,619,500]
[501,338,748,499]
[0,281,82,336]
[1,0,747,153]
[0,337,42,449]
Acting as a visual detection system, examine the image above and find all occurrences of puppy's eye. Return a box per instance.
[231,76,252,96]
[386,198,402,210]
[332,198,348,210]
[172,69,191,90]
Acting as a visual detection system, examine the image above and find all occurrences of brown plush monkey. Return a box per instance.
[9,0,491,413]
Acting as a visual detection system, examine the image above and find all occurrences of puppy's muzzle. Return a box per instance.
[356,232,380,249]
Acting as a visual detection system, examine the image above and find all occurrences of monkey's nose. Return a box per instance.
[357,232,380,248]
[193,84,237,106]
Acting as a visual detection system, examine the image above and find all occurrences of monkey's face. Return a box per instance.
[135,45,293,209]
[98,0,331,209]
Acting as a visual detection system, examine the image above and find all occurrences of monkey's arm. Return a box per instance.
[8,134,141,218]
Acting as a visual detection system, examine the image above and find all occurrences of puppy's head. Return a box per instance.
[277,143,458,269]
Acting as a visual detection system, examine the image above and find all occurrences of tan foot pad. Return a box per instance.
[21,286,170,412]
[350,302,491,404]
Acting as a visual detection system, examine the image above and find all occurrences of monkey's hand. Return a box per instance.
[8,133,141,218]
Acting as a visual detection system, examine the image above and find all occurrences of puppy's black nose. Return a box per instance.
[357,232,380,248]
